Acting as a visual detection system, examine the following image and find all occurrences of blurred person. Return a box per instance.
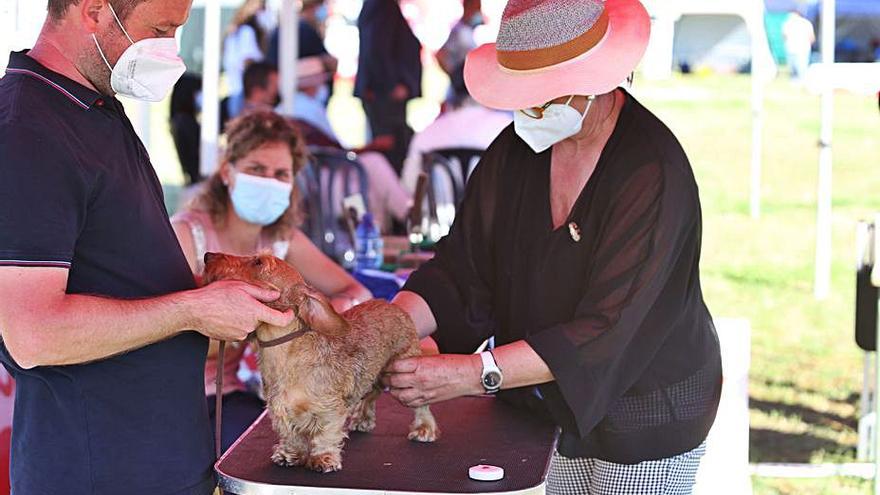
[219,60,278,131]
[436,0,483,109]
[0,0,296,493]
[170,72,203,185]
[266,0,338,106]
[783,9,815,81]
[172,110,371,453]
[242,60,280,113]
[223,0,268,118]
[355,0,422,175]
[383,0,721,493]
[400,90,511,195]
[290,57,412,232]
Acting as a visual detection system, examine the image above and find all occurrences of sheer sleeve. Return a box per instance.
[526,159,700,437]
[401,134,507,353]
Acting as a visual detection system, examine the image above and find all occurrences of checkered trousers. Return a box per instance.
[546,442,707,495]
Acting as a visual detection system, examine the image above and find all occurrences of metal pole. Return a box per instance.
[278,0,299,117]
[200,1,222,177]
[814,0,835,300]
[875,215,880,493]
[750,15,764,220]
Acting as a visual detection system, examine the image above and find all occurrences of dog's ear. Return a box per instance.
[292,285,349,337]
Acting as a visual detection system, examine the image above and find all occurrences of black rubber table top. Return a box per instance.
[217,393,558,494]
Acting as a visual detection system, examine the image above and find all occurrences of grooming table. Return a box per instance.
[216,394,558,495]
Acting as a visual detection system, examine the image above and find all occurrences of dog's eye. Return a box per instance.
[252,258,263,267]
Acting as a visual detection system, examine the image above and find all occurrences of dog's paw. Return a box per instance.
[305,452,343,473]
[271,445,306,467]
[407,423,439,443]
[351,415,376,433]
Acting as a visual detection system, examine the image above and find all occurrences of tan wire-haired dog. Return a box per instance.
[202,252,439,473]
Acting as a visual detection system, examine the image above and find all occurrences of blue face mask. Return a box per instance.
[229,171,293,226]
[315,4,328,23]
[314,83,330,104]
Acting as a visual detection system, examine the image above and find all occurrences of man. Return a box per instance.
[265,0,337,105]
[243,61,280,113]
[436,0,482,109]
[0,1,294,493]
[355,0,422,175]
[782,9,815,81]
[292,57,412,233]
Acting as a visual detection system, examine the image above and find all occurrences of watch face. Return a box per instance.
[483,371,502,389]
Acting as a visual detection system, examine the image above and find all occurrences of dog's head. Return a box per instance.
[202,252,348,337]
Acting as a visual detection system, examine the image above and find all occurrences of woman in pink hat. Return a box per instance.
[383,0,721,493]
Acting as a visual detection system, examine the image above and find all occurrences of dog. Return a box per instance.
[202,252,439,473]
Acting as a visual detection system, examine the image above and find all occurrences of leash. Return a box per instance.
[213,328,313,460]
[215,340,225,461]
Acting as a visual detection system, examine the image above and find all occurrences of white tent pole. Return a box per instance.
[749,13,765,220]
[200,1,222,177]
[279,0,299,117]
[814,0,834,300]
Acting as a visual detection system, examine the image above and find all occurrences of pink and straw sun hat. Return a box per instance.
[463,0,651,111]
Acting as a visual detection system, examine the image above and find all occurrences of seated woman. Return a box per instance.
[171,110,372,452]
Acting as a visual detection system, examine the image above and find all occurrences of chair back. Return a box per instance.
[420,152,462,240]
[430,147,484,183]
[302,147,371,262]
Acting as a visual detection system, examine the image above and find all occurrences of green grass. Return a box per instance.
[636,73,879,494]
[138,69,880,494]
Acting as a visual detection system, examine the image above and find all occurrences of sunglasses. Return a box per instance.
[519,95,595,119]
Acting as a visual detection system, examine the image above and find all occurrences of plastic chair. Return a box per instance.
[304,147,371,262]
[420,152,461,241]
[429,147,484,184]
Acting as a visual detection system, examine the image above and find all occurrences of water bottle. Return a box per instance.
[354,213,384,271]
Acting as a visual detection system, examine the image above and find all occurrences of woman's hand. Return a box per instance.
[382,353,484,407]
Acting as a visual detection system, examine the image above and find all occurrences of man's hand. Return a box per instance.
[382,353,483,408]
[183,281,295,342]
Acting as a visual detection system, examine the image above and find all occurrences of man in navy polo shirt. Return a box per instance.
[0,1,295,493]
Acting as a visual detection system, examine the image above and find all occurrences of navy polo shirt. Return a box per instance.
[0,52,214,494]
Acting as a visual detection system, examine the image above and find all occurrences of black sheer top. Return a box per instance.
[404,90,722,463]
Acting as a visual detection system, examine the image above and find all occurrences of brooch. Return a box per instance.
[568,222,582,242]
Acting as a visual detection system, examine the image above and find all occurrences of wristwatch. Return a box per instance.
[479,351,503,394]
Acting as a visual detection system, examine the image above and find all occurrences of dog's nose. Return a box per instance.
[204,252,219,265]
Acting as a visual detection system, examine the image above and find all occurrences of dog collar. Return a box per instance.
[253,327,314,348]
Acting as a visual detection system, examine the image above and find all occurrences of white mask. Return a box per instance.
[229,171,293,226]
[513,95,595,153]
[92,3,186,102]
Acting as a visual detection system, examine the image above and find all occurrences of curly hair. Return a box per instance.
[189,110,308,241]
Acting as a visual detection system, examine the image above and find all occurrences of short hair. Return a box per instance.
[47,0,145,22]
[243,62,278,99]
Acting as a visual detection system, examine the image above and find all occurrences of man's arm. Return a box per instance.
[0,267,293,369]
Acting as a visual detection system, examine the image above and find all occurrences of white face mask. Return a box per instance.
[92,3,186,102]
[513,95,595,153]
[229,170,293,226]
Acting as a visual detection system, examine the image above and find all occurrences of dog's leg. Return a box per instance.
[305,411,348,473]
[408,404,439,442]
[349,385,382,433]
[271,433,309,467]
[397,342,440,443]
[271,420,309,467]
[269,411,311,467]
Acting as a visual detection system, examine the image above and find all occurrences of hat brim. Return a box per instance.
[297,72,331,89]
[464,0,650,110]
